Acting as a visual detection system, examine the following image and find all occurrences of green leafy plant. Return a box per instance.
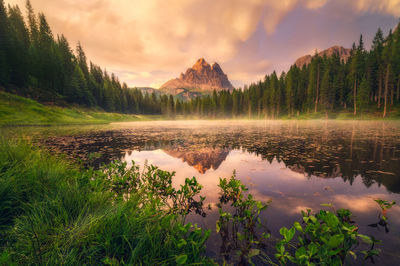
[216,173,271,265]
[0,140,212,265]
[91,160,206,221]
[374,199,396,221]
[275,206,381,265]
[369,199,397,233]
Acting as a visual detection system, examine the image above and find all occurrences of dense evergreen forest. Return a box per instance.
[1,0,400,118]
[0,0,160,114]
[182,28,400,118]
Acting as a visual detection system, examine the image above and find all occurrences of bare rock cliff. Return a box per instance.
[295,46,351,68]
[160,58,234,94]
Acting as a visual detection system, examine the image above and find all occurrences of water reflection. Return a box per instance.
[16,120,400,264]
[164,147,230,174]
[39,121,400,193]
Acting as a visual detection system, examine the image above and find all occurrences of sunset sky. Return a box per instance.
[7,0,400,88]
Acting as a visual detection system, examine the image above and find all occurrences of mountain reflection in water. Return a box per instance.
[164,147,230,174]
[28,120,400,264]
[41,121,400,193]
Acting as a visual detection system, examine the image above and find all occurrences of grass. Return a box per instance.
[0,91,148,126]
[0,139,212,265]
[0,138,394,265]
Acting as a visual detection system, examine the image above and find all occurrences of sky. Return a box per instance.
[6,0,400,88]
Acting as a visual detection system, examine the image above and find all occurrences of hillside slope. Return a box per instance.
[0,91,141,126]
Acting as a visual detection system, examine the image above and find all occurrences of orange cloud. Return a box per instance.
[5,0,399,87]
[351,0,400,17]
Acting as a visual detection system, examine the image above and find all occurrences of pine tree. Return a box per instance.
[285,68,295,117]
[0,0,10,85]
[25,0,38,42]
[7,5,30,87]
[383,30,394,117]
[357,77,370,113]
[269,72,278,117]
[307,57,317,112]
[320,67,330,115]
[371,28,384,107]
[76,42,89,77]
[349,36,365,115]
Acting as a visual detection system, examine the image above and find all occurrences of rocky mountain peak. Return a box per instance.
[211,62,223,74]
[294,46,351,68]
[193,58,209,70]
[160,58,234,96]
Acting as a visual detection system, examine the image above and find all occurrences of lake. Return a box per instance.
[9,120,400,264]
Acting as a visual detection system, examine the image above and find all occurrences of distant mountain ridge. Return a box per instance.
[134,87,162,95]
[160,58,234,97]
[294,46,351,68]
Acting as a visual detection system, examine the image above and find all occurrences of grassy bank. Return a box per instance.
[0,139,211,265]
[0,91,161,126]
[0,139,392,265]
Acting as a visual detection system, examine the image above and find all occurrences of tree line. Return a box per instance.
[1,0,400,118]
[0,0,164,114]
[177,27,400,118]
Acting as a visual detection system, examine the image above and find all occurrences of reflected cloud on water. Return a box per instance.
[8,120,400,264]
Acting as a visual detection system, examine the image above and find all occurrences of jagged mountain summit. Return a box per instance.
[160,58,234,97]
[294,46,351,68]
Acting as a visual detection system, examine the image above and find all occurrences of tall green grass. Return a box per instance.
[0,139,212,265]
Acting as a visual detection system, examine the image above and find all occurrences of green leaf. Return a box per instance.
[248,249,260,257]
[294,221,303,232]
[177,239,187,248]
[309,215,317,224]
[286,227,296,242]
[308,243,318,256]
[175,254,188,265]
[349,250,357,260]
[276,243,285,254]
[262,232,270,239]
[295,246,307,259]
[358,234,373,245]
[279,226,295,241]
[325,212,339,228]
[328,248,341,256]
[280,227,288,237]
[326,234,344,248]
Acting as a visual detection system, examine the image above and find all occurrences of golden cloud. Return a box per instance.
[352,0,400,17]
[6,0,399,87]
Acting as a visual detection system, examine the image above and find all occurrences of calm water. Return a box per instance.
[9,120,400,264]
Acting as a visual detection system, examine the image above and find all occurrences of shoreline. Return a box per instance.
[1,91,399,126]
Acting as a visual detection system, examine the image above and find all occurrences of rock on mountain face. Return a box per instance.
[294,46,351,68]
[160,58,234,94]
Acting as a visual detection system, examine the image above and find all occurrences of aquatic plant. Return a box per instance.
[374,199,396,221]
[275,205,382,265]
[92,160,206,221]
[368,199,397,234]
[216,173,272,265]
[214,175,392,265]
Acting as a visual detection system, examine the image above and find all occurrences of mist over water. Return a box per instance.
[12,120,400,264]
